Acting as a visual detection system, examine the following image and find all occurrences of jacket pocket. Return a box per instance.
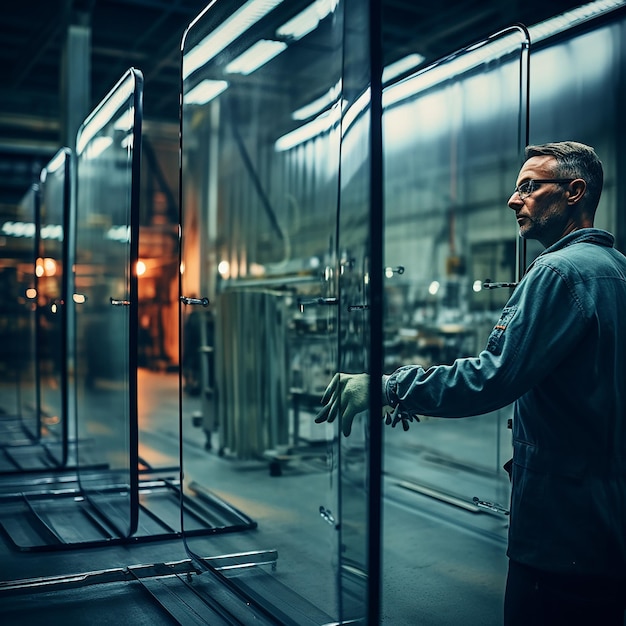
[486,305,517,355]
[513,438,587,479]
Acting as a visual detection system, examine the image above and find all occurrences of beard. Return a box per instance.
[517,203,567,247]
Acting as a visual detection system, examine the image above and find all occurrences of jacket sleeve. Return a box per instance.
[383,260,589,418]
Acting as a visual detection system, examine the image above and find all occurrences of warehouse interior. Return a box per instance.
[1,1,625,624]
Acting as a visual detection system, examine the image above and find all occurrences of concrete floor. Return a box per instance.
[0,368,511,624]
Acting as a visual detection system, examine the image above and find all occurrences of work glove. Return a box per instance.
[315,373,422,436]
[315,373,369,437]
[383,404,420,431]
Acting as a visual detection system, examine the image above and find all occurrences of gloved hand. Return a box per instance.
[315,373,369,437]
[383,404,420,431]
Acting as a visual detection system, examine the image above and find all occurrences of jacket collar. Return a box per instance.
[521,229,614,279]
[540,228,614,257]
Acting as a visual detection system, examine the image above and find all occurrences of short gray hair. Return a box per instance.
[524,141,603,214]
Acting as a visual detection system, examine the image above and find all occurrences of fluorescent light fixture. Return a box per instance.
[45,149,68,175]
[225,39,287,75]
[383,32,522,108]
[114,106,135,132]
[292,80,342,120]
[186,79,229,105]
[183,0,284,79]
[121,133,134,150]
[278,87,368,150]
[383,0,626,108]
[41,224,64,241]
[1,220,36,238]
[85,136,113,160]
[528,0,626,42]
[275,105,341,151]
[276,0,338,41]
[77,79,133,154]
[290,54,422,124]
[106,225,131,243]
[383,53,425,83]
[342,88,370,134]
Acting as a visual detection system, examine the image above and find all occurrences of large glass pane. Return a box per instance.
[380,28,529,623]
[74,69,143,538]
[37,148,72,467]
[335,2,381,621]
[179,0,373,622]
[0,186,39,447]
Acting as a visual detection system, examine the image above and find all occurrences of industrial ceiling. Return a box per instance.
[0,0,590,207]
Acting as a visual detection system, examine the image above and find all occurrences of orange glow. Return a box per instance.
[44,258,57,276]
[36,257,58,277]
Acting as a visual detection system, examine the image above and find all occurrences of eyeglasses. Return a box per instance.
[513,178,575,200]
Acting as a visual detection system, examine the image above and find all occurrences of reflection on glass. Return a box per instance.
[0,186,39,442]
[380,28,528,623]
[74,68,143,538]
[37,148,72,466]
[180,0,372,622]
[336,3,376,620]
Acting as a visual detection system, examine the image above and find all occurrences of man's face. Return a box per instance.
[508,155,573,248]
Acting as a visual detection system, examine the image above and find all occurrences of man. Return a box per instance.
[316,141,626,624]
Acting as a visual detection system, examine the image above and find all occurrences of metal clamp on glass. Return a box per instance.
[472,496,510,516]
[180,296,210,306]
[482,279,518,289]
[347,304,369,311]
[297,297,338,312]
[319,505,336,527]
[385,265,405,276]
[110,297,131,306]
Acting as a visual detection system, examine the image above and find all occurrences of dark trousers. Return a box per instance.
[504,560,626,626]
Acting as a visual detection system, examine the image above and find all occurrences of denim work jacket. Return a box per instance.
[383,228,626,577]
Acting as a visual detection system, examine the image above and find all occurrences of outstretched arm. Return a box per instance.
[315,372,420,436]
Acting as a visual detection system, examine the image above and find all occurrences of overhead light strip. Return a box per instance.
[183,0,284,79]
[292,80,342,120]
[44,149,68,175]
[529,0,626,42]
[186,79,229,105]
[382,32,523,108]
[382,53,426,83]
[77,80,133,154]
[276,0,338,41]
[225,39,287,75]
[383,0,626,109]
[275,104,342,151]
